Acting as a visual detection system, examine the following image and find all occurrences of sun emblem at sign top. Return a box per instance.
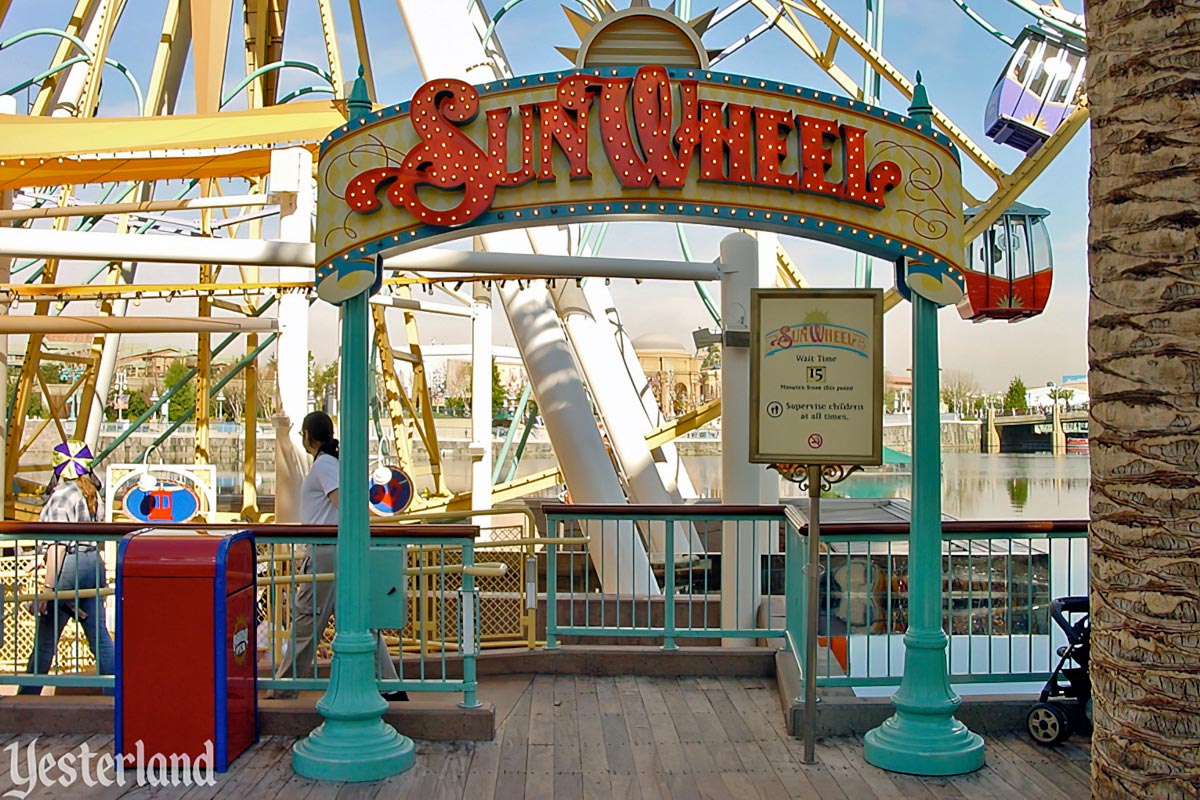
[557,2,723,68]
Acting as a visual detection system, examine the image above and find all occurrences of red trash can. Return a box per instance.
[116,529,257,772]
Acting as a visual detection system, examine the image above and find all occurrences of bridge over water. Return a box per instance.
[984,408,1089,454]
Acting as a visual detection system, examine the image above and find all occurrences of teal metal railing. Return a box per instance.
[541,504,802,650]
[789,515,1089,689]
[0,523,488,707]
[541,505,1089,690]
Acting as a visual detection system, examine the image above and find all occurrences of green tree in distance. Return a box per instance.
[163,361,196,422]
[310,356,339,411]
[492,361,506,412]
[1003,376,1027,413]
[8,376,43,418]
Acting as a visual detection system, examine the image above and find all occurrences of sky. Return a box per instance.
[0,0,1090,393]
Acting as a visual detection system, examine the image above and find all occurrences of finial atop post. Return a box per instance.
[908,71,933,127]
[347,64,373,119]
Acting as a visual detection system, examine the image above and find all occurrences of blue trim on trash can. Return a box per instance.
[114,532,134,762]
[214,535,230,773]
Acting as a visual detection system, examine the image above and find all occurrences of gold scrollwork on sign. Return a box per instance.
[769,463,863,493]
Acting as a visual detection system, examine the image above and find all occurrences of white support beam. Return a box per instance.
[0,227,721,281]
[1,193,272,222]
[469,283,493,513]
[0,95,13,519]
[369,295,473,317]
[270,147,313,525]
[719,232,763,645]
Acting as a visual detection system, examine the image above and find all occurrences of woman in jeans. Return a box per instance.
[21,440,115,695]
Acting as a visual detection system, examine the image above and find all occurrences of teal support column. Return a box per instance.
[291,290,415,781]
[863,289,984,775]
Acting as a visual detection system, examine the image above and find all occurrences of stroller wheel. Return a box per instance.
[1027,702,1072,746]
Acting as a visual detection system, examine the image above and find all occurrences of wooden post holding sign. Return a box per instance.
[750,288,883,764]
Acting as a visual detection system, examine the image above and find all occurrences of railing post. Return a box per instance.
[663,519,677,651]
[545,517,559,650]
[785,516,803,661]
[459,540,480,709]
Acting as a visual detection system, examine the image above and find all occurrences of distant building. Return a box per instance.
[632,334,718,418]
[116,347,195,392]
[885,372,912,414]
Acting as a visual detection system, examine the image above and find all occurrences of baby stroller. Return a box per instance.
[1026,596,1091,746]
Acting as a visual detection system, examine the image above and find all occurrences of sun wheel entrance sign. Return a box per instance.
[316,66,964,303]
[307,47,983,782]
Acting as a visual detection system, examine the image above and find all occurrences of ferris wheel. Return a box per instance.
[0,1,1088,518]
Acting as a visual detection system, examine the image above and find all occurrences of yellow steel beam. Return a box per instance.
[644,399,721,451]
[240,176,266,521]
[77,0,123,117]
[821,29,839,68]
[962,102,1091,244]
[190,0,233,114]
[32,0,97,116]
[0,1,12,27]
[6,199,70,492]
[775,244,809,288]
[147,0,192,116]
[348,0,377,101]
[0,100,340,158]
[195,197,215,464]
[242,328,260,520]
[263,1,289,105]
[397,286,447,496]
[407,467,565,515]
[1,281,308,300]
[757,2,860,98]
[790,0,1005,185]
[243,0,271,109]
[316,0,345,98]
[371,303,416,475]
[34,368,75,444]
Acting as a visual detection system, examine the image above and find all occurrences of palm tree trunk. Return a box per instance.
[1087,1,1200,797]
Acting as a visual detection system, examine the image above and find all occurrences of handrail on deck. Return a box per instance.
[0,523,487,706]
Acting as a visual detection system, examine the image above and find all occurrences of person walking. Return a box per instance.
[271,411,406,701]
[21,440,115,696]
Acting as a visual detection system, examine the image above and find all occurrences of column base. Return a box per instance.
[864,711,985,776]
[292,719,414,782]
[292,631,415,782]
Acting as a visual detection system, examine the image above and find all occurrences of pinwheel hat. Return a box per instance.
[52,439,94,480]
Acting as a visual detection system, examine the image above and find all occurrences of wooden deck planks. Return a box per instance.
[573,676,613,800]
[552,675,584,800]
[493,682,532,800]
[0,677,1096,799]
[525,674,556,800]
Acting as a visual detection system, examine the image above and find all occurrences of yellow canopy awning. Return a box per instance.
[0,100,349,190]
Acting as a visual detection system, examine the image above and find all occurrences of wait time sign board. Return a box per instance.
[750,289,884,465]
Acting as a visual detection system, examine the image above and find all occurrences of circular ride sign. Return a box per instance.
[122,477,202,524]
[369,465,414,516]
[750,288,883,466]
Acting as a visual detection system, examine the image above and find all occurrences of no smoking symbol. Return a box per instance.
[808,433,823,449]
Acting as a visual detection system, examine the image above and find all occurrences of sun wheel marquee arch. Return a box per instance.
[316,66,966,304]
